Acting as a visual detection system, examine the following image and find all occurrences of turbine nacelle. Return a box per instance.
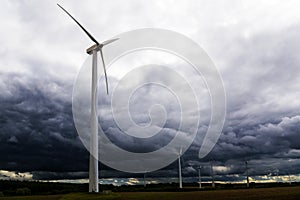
[86,44,101,55]
[86,38,119,55]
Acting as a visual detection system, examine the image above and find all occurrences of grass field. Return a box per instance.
[1,186,300,200]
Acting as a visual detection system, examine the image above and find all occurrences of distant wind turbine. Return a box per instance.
[143,172,147,188]
[288,172,292,185]
[57,4,119,193]
[275,169,279,183]
[178,148,183,189]
[210,161,215,188]
[245,161,249,188]
[198,165,202,189]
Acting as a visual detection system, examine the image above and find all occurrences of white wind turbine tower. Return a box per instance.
[57,4,119,192]
[143,172,147,188]
[288,172,292,185]
[142,168,148,188]
[198,165,202,189]
[178,148,183,189]
[210,161,215,188]
[245,161,249,188]
[275,169,279,183]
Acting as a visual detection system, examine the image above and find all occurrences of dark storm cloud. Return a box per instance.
[187,23,300,179]
[31,171,88,180]
[0,72,89,174]
[149,22,300,180]
[201,115,300,174]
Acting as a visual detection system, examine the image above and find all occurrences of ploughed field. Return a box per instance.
[1,186,300,200]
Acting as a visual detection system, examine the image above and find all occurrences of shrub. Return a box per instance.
[16,187,31,196]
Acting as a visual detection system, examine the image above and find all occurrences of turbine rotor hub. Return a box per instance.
[86,44,102,55]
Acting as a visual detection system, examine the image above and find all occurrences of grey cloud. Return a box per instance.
[0,72,88,173]
[32,171,88,180]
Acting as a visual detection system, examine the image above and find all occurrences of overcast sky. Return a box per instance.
[0,0,300,184]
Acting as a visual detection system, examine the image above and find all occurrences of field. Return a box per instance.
[0,186,300,200]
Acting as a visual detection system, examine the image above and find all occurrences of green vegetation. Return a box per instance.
[15,188,31,196]
[1,180,300,200]
[0,186,299,200]
[0,195,62,200]
[60,193,119,200]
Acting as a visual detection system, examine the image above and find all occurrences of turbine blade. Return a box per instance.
[99,49,109,95]
[57,4,100,45]
[102,38,119,46]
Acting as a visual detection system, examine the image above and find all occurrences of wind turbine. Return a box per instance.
[143,172,147,188]
[198,165,202,189]
[57,4,119,193]
[178,148,183,189]
[288,172,292,185]
[275,169,279,183]
[210,161,215,188]
[245,161,249,188]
